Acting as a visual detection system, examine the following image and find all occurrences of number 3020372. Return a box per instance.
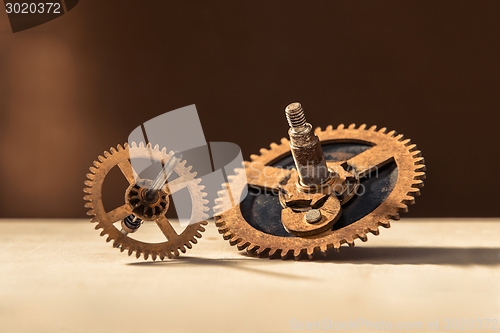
[5,2,62,14]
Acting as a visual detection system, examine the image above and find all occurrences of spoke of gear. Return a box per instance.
[84,142,209,260]
[214,123,425,260]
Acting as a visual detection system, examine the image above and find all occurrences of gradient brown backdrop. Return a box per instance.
[1,1,499,218]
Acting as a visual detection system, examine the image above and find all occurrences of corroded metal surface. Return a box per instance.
[214,124,425,260]
[84,143,208,260]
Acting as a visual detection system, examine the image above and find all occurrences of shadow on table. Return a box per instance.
[128,257,318,280]
[309,247,500,265]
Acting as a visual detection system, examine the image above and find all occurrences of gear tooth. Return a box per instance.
[90,217,98,223]
[337,124,345,130]
[161,147,167,153]
[110,147,117,154]
[401,138,411,146]
[128,248,133,256]
[412,150,422,158]
[117,144,124,151]
[270,142,279,149]
[358,124,367,130]
[144,252,149,260]
[194,232,202,239]
[123,142,129,149]
[368,125,377,131]
[314,126,322,134]
[112,240,120,248]
[190,237,198,244]
[153,144,159,150]
[319,244,328,254]
[93,160,101,168]
[347,240,355,247]
[105,235,112,243]
[229,235,241,246]
[83,187,92,194]
[387,130,397,137]
[369,228,380,235]
[130,142,137,148]
[83,194,92,201]
[406,144,417,152]
[222,231,232,240]
[86,209,95,216]
[402,195,415,205]
[247,244,259,252]
[97,155,105,162]
[86,173,95,180]
[135,251,141,259]
[293,249,303,260]
[326,125,333,131]
[379,219,391,228]
[413,172,426,180]
[84,202,93,209]
[415,164,426,172]
[388,213,400,221]
[138,142,145,148]
[83,181,93,188]
[256,247,269,256]
[179,246,187,254]
[396,203,408,213]
[172,249,180,257]
[250,154,260,161]
[281,249,291,259]
[119,246,125,252]
[357,233,368,242]
[378,127,387,134]
[185,242,193,249]
[146,142,152,149]
[306,247,315,259]
[348,123,356,129]
[407,187,421,196]
[268,248,279,258]
[414,157,425,165]
[159,253,165,261]
[151,253,157,261]
[395,134,404,141]
[412,179,425,188]
[103,151,110,158]
[236,241,250,251]
[280,137,290,144]
[89,166,98,174]
[259,148,269,155]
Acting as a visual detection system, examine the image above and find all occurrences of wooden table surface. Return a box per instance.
[0,219,499,333]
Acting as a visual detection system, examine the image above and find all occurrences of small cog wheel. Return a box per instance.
[84,142,209,260]
[215,103,425,260]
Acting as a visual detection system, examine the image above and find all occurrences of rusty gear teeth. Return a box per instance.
[214,124,425,260]
[84,142,209,260]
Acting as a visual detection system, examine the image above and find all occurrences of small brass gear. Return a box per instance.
[84,142,209,260]
[214,124,425,260]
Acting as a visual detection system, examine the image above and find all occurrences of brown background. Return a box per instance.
[0,1,499,218]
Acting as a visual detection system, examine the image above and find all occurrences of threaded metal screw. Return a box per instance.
[285,102,307,130]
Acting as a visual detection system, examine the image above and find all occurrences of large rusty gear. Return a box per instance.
[214,122,425,260]
[84,142,209,260]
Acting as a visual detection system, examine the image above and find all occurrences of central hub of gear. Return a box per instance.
[125,178,170,220]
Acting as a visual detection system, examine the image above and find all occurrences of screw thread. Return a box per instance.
[285,102,307,129]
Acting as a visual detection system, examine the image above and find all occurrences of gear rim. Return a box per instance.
[214,124,425,260]
[84,142,209,260]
